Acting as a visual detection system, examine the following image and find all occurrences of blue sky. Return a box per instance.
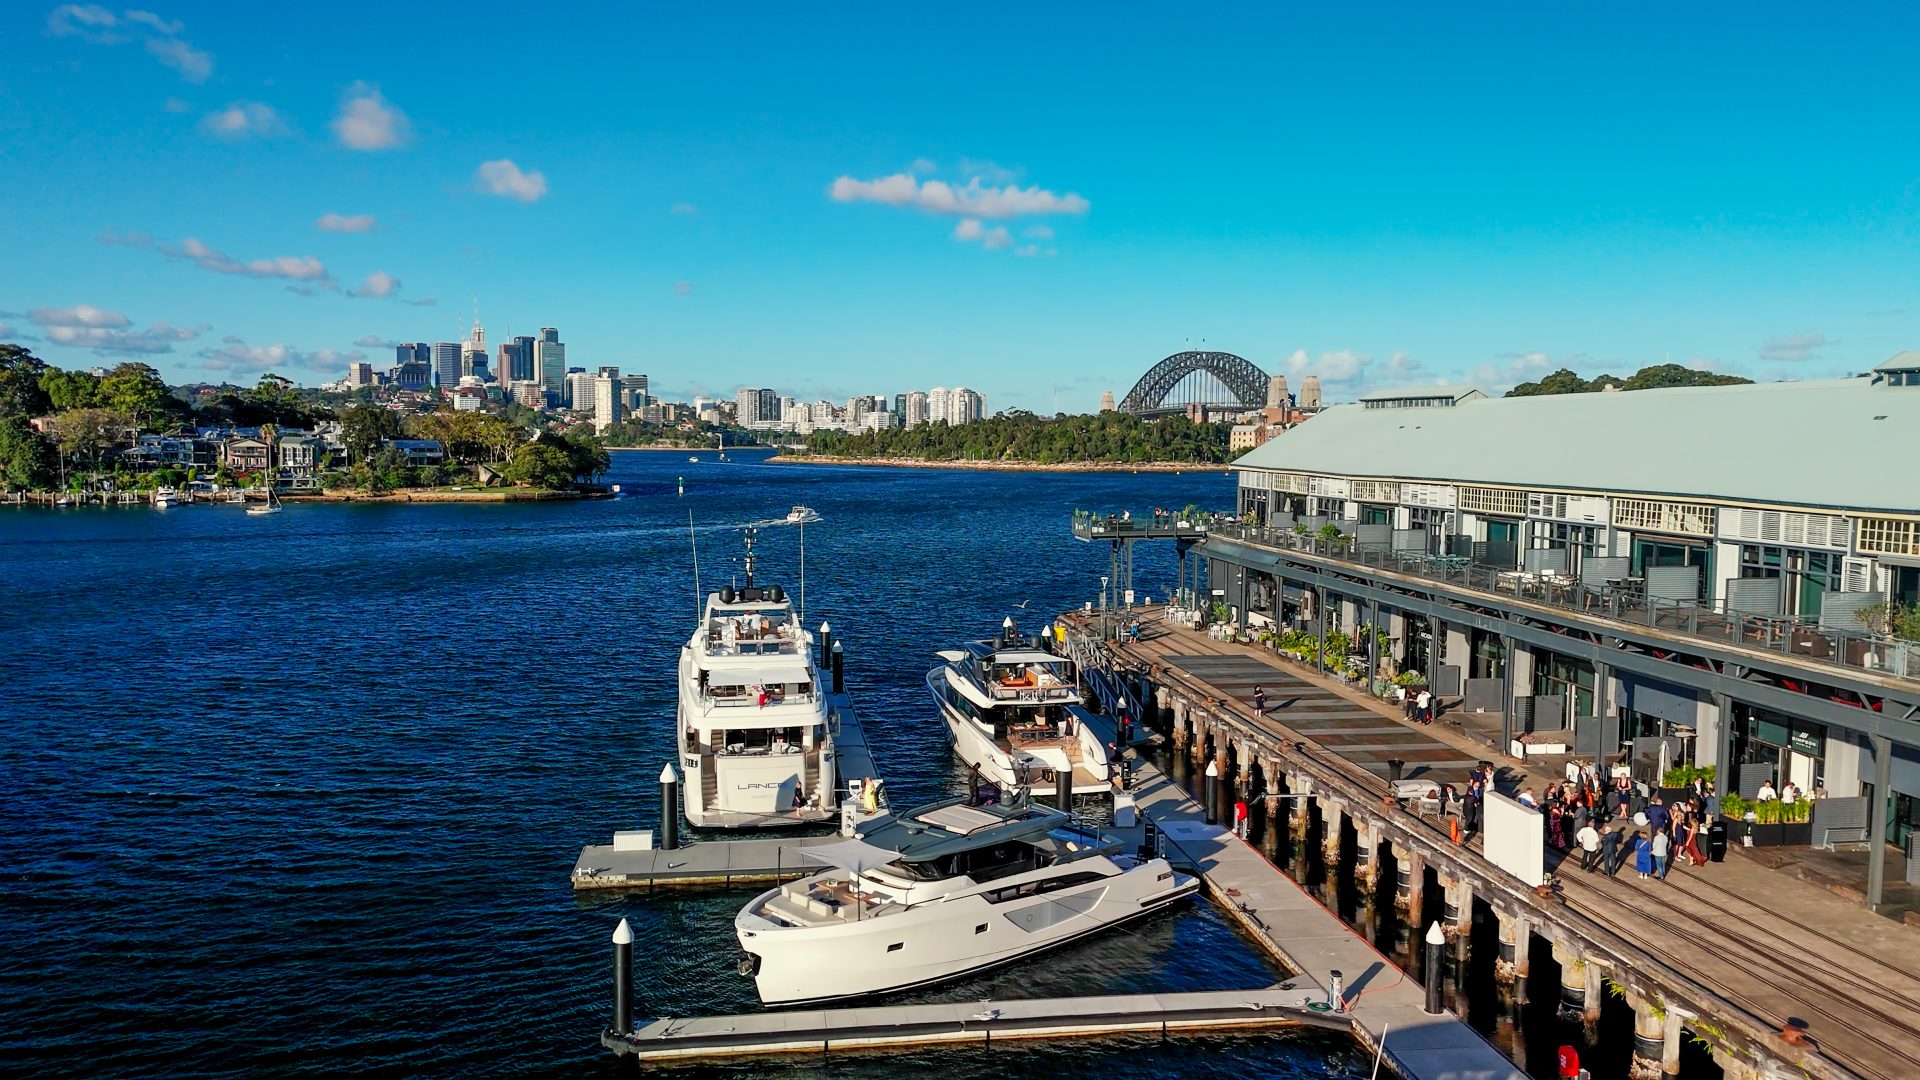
[4,3,1918,410]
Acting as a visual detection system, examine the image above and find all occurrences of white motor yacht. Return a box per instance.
[735,794,1196,1005]
[784,505,819,524]
[151,487,176,508]
[927,619,1109,797]
[679,527,870,829]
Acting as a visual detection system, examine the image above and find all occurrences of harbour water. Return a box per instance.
[0,450,1365,1077]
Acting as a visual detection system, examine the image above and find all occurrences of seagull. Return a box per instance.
[1013,600,1031,609]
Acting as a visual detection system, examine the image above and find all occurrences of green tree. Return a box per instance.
[0,415,53,491]
[505,441,577,489]
[39,367,101,411]
[0,344,52,421]
[561,428,610,480]
[341,403,402,463]
[1507,368,1593,396]
[1507,363,1753,397]
[97,362,170,429]
[50,407,128,480]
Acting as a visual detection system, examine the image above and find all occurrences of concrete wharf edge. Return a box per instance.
[601,986,1345,1063]
[571,690,880,891]
[1133,756,1529,1080]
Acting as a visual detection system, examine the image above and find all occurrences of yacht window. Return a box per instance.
[975,923,988,934]
[886,942,903,953]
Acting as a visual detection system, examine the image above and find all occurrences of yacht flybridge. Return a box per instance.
[679,527,863,829]
[928,618,1110,797]
[734,794,1196,1004]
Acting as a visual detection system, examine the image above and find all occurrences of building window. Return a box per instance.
[1361,505,1391,526]
[1459,485,1528,517]
[1614,497,1716,538]
[1857,517,1920,557]
[1533,651,1595,718]
[1632,539,1712,598]
[1739,544,1784,579]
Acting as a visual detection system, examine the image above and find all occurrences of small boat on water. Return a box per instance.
[927,618,1110,797]
[784,505,819,524]
[151,487,177,508]
[734,793,1196,1004]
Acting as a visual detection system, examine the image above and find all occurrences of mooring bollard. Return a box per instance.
[1142,815,1159,859]
[1424,922,1445,1014]
[611,917,634,1035]
[1058,761,1073,813]
[831,641,845,695]
[1204,759,1220,825]
[1328,968,1344,1011]
[818,621,832,667]
[659,763,679,851]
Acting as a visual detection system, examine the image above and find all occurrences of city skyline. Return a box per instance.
[5,4,1920,411]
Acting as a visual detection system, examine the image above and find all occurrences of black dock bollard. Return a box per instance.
[1058,763,1073,813]
[831,641,845,695]
[1142,815,1159,858]
[1204,759,1220,825]
[818,621,832,667]
[659,763,679,851]
[611,917,634,1035]
[1424,922,1445,1014]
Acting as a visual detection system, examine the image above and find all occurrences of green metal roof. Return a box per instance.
[1233,374,1920,515]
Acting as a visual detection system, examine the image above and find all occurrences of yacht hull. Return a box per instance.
[737,863,1197,1005]
[932,692,1103,797]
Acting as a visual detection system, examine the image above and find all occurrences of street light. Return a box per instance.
[1100,575,1110,640]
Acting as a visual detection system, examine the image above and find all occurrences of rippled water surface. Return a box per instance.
[0,451,1363,1077]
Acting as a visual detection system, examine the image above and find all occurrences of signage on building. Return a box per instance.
[1789,728,1823,757]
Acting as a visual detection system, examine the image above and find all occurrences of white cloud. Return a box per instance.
[1283,347,1427,395]
[952,218,1014,251]
[353,334,400,348]
[1023,224,1054,240]
[315,212,376,233]
[909,157,938,174]
[199,339,365,375]
[347,271,399,298]
[474,159,548,202]
[1014,244,1041,257]
[102,231,330,283]
[673,282,695,297]
[829,172,1088,219]
[953,218,983,241]
[1758,332,1831,363]
[982,226,1012,250]
[27,304,203,355]
[669,202,698,215]
[957,158,1018,184]
[200,101,287,140]
[332,83,411,150]
[47,5,211,82]
[1469,350,1559,392]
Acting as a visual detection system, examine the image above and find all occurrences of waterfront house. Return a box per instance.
[385,438,446,466]
[277,433,321,476]
[223,436,270,473]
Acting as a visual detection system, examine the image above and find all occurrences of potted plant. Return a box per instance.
[1780,798,1814,846]
[1747,798,1785,846]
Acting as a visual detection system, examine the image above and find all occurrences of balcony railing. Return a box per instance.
[1208,522,1920,684]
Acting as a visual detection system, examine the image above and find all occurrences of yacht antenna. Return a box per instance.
[688,509,702,621]
[798,520,806,624]
[743,526,756,588]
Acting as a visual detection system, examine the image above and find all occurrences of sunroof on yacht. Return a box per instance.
[915,805,1005,835]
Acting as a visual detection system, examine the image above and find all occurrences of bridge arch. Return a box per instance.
[1118,351,1269,416]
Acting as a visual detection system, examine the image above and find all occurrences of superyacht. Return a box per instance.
[927,618,1111,797]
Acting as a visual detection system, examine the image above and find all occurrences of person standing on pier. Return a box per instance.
[1631,831,1655,880]
[1601,824,1622,876]
[1576,819,1601,871]
[1252,685,1267,715]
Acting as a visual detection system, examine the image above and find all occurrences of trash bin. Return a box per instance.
[1708,821,1728,863]
[1388,759,1405,783]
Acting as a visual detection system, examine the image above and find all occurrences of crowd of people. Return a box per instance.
[1450,764,1722,882]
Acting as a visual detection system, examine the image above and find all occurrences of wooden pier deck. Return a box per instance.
[602,984,1344,1063]
[1130,756,1528,1080]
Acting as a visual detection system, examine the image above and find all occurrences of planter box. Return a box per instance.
[1747,823,1786,847]
[1780,822,1814,847]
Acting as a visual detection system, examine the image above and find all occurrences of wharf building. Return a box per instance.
[1212,355,1920,909]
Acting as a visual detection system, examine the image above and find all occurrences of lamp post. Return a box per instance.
[1100,575,1110,640]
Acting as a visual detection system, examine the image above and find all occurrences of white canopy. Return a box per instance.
[800,838,900,875]
[706,663,811,687]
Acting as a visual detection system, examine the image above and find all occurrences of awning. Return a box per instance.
[800,838,902,875]
[707,663,812,687]
[992,649,1065,665]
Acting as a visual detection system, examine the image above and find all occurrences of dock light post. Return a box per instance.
[659,764,679,851]
[1424,922,1446,1014]
[1099,575,1110,640]
[831,641,845,695]
[611,918,635,1036]
[1204,759,1220,825]
[1328,969,1344,1012]
[818,622,832,667]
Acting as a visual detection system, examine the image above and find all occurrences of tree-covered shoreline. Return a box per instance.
[803,411,1233,465]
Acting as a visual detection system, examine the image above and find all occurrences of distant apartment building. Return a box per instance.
[534,328,566,405]
[620,374,649,412]
[594,375,622,432]
[560,370,592,410]
[384,439,446,466]
[904,390,929,427]
[735,387,780,426]
[509,380,546,409]
[346,361,375,389]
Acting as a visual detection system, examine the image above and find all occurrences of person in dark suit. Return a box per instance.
[1601,825,1622,877]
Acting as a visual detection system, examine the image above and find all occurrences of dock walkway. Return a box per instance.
[1130,756,1527,1080]
[602,985,1342,1063]
[572,689,879,891]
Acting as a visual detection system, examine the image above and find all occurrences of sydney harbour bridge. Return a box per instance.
[1116,350,1277,418]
